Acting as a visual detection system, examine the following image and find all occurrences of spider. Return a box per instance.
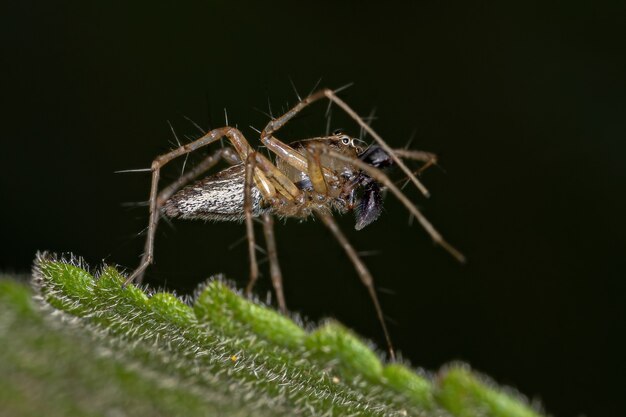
[124,88,464,359]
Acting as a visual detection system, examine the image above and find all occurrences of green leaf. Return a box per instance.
[0,254,548,417]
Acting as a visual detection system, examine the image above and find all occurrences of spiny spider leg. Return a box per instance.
[134,147,240,283]
[392,148,438,165]
[391,148,439,182]
[327,92,433,197]
[304,142,395,357]
[155,146,241,211]
[242,138,399,339]
[316,145,466,263]
[252,152,301,200]
[125,127,275,286]
[238,133,454,355]
[242,151,305,309]
[305,145,328,194]
[316,210,396,361]
[243,152,260,295]
[261,212,286,312]
[261,88,431,198]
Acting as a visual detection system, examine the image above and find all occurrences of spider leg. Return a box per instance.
[261,212,286,312]
[392,148,439,181]
[261,88,431,197]
[243,152,260,296]
[258,133,310,175]
[317,146,466,263]
[133,147,240,283]
[125,127,273,285]
[316,210,395,361]
[242,152,301,306]
[392,148,438,166]
[158,147,241,205]
[303,144,395,355]
[252,152,301,200]
[305,145,328,194]
[238,148,313,308]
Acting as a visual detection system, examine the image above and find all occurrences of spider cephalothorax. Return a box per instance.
[272,131,397,231]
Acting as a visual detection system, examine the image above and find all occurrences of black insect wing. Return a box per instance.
[354,180,384,230]
[358,145,394,169]
[352,145,394,230]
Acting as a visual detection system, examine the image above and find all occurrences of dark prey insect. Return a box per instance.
[124,88,464,359]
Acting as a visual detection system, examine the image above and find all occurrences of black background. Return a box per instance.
[2,2,624,417]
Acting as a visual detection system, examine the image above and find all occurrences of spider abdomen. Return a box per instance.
[163,164,265,222]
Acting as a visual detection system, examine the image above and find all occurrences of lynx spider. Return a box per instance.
[125,87,464,359]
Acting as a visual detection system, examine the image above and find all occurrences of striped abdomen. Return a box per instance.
[163,164,264,222]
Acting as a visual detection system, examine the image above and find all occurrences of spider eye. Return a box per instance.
[333,128,344,136]
[341,136,351,145]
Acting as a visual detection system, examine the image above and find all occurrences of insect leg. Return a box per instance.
[315,209,395,361]
[260,212,286,313]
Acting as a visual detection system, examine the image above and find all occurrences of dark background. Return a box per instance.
[2,2,624,416]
